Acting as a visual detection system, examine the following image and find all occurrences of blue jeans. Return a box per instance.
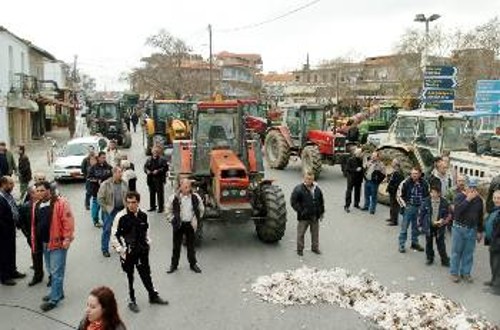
[450,225,477,276]
[363,180,378,213]
[399,205,420,247]
[101,208,121,253]
[91,197,101,224]
[43,245,68,304]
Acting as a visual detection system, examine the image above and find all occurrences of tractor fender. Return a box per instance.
[268,126,293,148]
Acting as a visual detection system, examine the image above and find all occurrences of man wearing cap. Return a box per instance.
[450,177,484,283]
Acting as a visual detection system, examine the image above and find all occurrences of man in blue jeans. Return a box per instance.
[361,151,385,214]
[397,167,429,253]
[97,166,128,258]
[450,177,484,283]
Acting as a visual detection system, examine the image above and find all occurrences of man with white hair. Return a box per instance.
[344,148,364,213]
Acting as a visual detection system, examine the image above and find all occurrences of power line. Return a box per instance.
[217,0,321,33]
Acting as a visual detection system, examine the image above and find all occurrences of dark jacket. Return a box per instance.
[113,209,150,255]
[345,156,364,183]
[18,155,32,183]
[346,126,359,142]
[290,183,324,221]
[387,168,404,196]
[144,156,168,185]
[454,192,484,232]
[88,162,113,196]
[397,177,430,207]
[418,196,451,237]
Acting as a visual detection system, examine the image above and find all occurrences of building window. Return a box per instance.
[8,46,14,86]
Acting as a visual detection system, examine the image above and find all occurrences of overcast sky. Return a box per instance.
[1,0,498,90]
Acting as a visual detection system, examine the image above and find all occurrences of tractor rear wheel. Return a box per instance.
[377,148,414,205]
[264,130,290,169]
[301,145,322,178]
[256,185,287,243]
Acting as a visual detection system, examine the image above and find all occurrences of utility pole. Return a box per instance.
[69,54,78,138]
[208,24,213,97]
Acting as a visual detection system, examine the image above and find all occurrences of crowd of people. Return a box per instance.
[342,148,500,294]
[1,132,500,328]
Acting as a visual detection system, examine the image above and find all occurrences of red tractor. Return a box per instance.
[170,100,287,243]
[264,104,349,178]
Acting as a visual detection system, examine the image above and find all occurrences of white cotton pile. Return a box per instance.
[251,266,497,330]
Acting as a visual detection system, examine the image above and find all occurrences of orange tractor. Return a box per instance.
[170,100,287,243]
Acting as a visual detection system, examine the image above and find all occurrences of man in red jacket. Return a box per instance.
[31,181,75,312]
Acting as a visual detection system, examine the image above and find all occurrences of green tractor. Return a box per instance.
[358,103,399,144]
[89,100,132,148]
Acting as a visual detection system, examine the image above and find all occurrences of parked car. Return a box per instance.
[53,136,108,181]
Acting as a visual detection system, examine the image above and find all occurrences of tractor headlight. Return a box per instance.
[222,190,230,197]
[239,190,247,197]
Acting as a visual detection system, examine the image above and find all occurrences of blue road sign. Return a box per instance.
[424,65,458,77]
[476,103,500,113]
[424,78,457,89]
[422,102,454,111]
[475,93,500,103]
[422,89,455,101]
[476,80,500,92]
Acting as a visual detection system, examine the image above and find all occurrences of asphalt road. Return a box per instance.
[1,127,498,330]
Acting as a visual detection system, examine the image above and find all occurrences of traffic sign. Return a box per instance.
[422,102,454,111]
[422,89,455,101]
[475,93,500,103]
[424,65,458,77]
[424,78,458,89]
[476,80,500,92]
[475,103,500,113]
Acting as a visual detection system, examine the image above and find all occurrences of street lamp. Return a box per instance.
[414,13,441,69]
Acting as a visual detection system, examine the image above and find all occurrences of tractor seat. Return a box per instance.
[208,125,228,141]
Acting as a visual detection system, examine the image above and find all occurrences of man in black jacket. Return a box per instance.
[144,146,168,213]
[344,148,364,213]
[386,159,404,226]
[112,191,169,313]
[17,145,32,197]
[291,172,325,256]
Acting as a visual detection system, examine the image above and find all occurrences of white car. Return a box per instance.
[53,136,109,181]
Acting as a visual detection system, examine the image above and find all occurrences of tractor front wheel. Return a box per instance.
[255,185,287,243]
[264,130,290,169]
[301,145,322,178]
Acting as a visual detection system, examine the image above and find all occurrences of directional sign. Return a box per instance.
[475,93,500,103]
[476,80,500,92]
[422,102,454,111]
[476,103,500,113]
[424,78,458,89]
[422,89,455,101]
[424,65,458,77]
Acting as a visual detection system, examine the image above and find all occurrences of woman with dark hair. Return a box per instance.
[78,286,126,330]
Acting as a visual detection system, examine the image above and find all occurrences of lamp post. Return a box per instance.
[414,13,441,70]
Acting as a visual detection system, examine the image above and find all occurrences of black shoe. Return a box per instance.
[147,207,156,212]
[85,205,90,210]
[40,302,57,312]
[166,266,178,274]
[344,206,350,213]
[28,277,43,286]
[385,218,392,222]
[411,243,424,252]
[360,207,368,211]
[1,279,16,286]
[312,249,322,255]
[297,250,303,256]
[128,302,140,313]
[484,280,493,287]
[11,271,26,279]
[398,246,406,253]
[441,259,450,267]
[190,264,202,273]
[426,259,434,265]
[149,295,169,305]
[354,205,361,209]
[43,294,64,302]
[102,251,111,258]
[387,222,398,226]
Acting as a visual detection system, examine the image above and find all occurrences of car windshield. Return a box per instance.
[99,103,118,119]
[155,103,185,121]
[63,143,95,156]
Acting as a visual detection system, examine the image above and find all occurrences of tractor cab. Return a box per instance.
[89,100,131,148]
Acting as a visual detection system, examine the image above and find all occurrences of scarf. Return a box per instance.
[0,190,19,223]
[87,320,104,330]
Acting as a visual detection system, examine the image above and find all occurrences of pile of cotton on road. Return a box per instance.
[251,266,497,330]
